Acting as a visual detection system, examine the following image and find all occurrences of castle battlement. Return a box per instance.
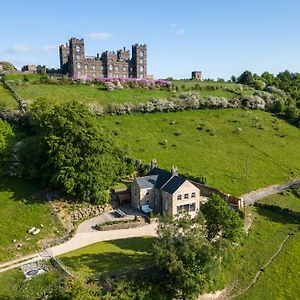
[59,37,147,79]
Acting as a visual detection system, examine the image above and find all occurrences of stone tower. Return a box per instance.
[131,44,147,79]
[59,43,69,75]
[191,71,202,81]
[69,38,85,78]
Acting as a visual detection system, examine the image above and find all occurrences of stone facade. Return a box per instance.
[131,164,204,217]
[192,71,202,80]
[59,37,147,79]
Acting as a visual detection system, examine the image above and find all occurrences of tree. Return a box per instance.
[47,277,101,300]
[230,75,237,83]
[201,194,244,242]
[0,119,14,174]
[153,213,219,299]
[273,99,285,114]
[237,71,254,85]
[29,100,127,203]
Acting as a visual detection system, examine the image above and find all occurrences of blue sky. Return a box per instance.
[1,0,300,79]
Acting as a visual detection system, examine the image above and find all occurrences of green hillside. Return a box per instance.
[98,109,300,196]
[0,62,17,71]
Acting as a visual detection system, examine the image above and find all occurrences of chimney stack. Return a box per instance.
[150,159,157,170]
[171,166,178,176]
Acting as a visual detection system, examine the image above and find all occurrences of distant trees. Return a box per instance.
[237,71,254,85]
[233,69,300,124]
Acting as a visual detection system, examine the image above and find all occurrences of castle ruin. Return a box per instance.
[59,37,147,79]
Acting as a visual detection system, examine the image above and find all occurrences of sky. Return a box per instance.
[0,0,300,79]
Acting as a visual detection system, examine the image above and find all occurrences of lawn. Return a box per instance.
[59,237,155,278]
[0,177,63,262]
[0,265,60,299]
[0,84,18,110]
[98,109,300,196]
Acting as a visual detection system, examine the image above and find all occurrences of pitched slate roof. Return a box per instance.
[135,175,158,189]
[161,176,186,194]
[147,167,173,189]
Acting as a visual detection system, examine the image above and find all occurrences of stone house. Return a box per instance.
[131,162,206,217]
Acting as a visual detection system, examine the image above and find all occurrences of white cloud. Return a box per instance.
[39,45,57,53]
[176,28,185,36]
[10,44,33,53]
[0,44,57,54]
[88,32,114,40]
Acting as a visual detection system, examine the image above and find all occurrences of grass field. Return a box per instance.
[11,83,245,107]
[224,194,300,299]
[98,109,300,196]
[0,84,18,110]
[59,237,154,278]
[0,177,63,262]
[0,265,61,299]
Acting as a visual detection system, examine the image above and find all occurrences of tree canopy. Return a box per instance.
[13,99,129,203]
[201,194,244,242]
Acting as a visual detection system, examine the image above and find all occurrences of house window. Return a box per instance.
[84,65,88,70]
[115,66,119,71]
[183,204,189,212]
[191,192,196,198]
[190,203,196,212]
[177,194,182,200]
[76,46,80,53]
[109,64,113,71]
[184,193,189,199]
[123,67,126,72]
[139,66,144,72]
[77,62,81,69]
[177,205,183,214]
[92,65,96,70]
[140,59,143,64]
[76,55,81,61]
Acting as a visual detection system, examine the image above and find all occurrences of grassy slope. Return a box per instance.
[59,237,154,278]
[0,267,60,299]
[11,82,249,107]
[98,109,300,196]
[0,177,63,262]
[226,193,300,299]
[0,84,18,110]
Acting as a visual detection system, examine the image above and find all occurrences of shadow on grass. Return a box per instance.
[108,237,155,253]
[0,176,47,205]
[254,203,300,225]
[60,250,153,275]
